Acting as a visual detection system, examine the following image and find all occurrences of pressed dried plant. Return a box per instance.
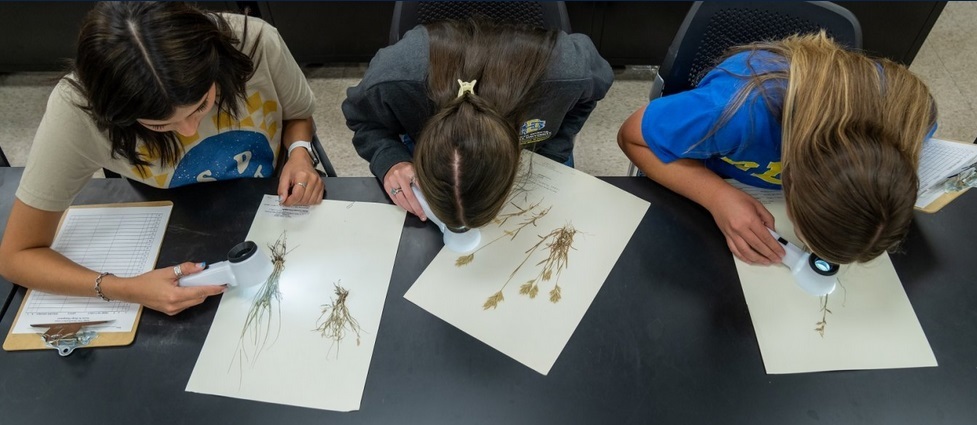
[231,232,291,379]
[483,291,505,310]
[456,203,551,267]
[814,294,831,337]
[485,223,580,310]
[315,281,365,357]
[493,199,542,227]
[814,278,847,338]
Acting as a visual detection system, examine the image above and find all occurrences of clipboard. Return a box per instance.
[3,201,173,353]
[916,187,971,213]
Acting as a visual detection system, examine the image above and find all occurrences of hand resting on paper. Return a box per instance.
[706,185,785,266]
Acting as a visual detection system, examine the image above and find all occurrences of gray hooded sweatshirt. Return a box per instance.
[342,26,614,180]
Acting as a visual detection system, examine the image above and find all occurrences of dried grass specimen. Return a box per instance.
[484,224,580,310]
[814,279,847,338]
[315,282,364,355]
[815,294,831,337]
[456,203,550,267]
[231,232,290,379]
[241,233,288,351]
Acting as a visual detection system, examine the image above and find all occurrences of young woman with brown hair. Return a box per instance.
[343,19,613,231]
[0,2,321,315]
[618,32,936,266]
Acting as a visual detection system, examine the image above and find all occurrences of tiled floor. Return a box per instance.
[2,2,975,176]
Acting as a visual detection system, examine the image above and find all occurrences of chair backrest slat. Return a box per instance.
[389,1,571,45]
[659,1,862,97]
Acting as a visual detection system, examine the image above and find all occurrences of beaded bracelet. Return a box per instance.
[94,272,113,302]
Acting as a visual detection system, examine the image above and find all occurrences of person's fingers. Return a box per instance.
[401,188,426,220]
[277,173,292,205]
[392,191,411,213]
[755,200,776,228]
[168,285,225,314]
[384,162,425,215]
[731,234,764,265]
[184,284,226,299]
[288,176,325,206]
[396,173,425,220]
[753,203,785,258]
[311,179,324,205]
[754,226,786,261]
[293,183,307,206]
[726,237,751,264]
[385,180,409,209]
[171,261,205,281]
[298,179,315,205]
[154,284,224,316]
[744,226,780,265]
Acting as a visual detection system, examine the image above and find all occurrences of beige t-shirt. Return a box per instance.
[17,14,315,212]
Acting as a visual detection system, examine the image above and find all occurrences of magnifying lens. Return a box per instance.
[767,229,839,296]
[178,241,274,288]
[412,185,481,253]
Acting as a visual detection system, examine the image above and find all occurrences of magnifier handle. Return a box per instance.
[767,228,805,268]
[179,261,236,287]
[412,185,446,232]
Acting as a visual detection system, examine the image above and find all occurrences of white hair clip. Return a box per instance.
[457,79,477,98]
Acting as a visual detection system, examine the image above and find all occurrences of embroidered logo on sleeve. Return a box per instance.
[520,119,552,145]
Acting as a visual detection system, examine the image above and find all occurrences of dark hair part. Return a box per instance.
[414,19,558,230]
[68,1,258,170]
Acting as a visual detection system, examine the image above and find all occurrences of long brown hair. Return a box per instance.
[717,32,935,263]
[413,19,558,230]
[68,1,258,170]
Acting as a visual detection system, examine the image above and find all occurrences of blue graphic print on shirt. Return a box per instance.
[170,130,275,187]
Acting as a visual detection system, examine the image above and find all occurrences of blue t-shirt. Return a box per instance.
[640,51,938,190]
[641,50,788,189]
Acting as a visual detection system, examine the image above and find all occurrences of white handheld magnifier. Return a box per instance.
[179,241,274,288]
[767,228,839,296]
[412,185,481,253]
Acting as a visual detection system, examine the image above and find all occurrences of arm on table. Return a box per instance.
[617,105,784,265]
[0,200,224,315]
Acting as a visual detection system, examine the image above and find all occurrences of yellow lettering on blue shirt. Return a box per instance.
[721,158,782,185]
[721,157,759,171]
[752,161,782,185]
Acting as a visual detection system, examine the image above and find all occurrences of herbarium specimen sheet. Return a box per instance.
[405,152,650,375]
[187,195,405,411]
[730,182,937,374]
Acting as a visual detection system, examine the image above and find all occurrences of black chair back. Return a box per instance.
[628,1,862,176]
[0,145,9,167]
[389,1,570,45]
[657,1,861,97]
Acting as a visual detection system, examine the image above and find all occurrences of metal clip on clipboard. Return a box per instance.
[30,320,113,356]
[942,166,977,193]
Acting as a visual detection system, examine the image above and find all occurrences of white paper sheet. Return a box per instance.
[732,186,937,374]
[186,196,405,411]
[12,205,171,334]
[404,153,650,375]
[915,138,977,208]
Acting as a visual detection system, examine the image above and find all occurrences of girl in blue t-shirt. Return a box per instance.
[618,32,936,266]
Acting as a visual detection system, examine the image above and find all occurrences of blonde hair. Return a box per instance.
[720,32,936,263]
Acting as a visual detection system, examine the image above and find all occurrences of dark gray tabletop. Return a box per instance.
[0,168,975,425]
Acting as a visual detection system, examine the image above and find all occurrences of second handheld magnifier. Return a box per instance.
[767,228,839,296]
[178,241,274,288]
[412,185,481,253]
